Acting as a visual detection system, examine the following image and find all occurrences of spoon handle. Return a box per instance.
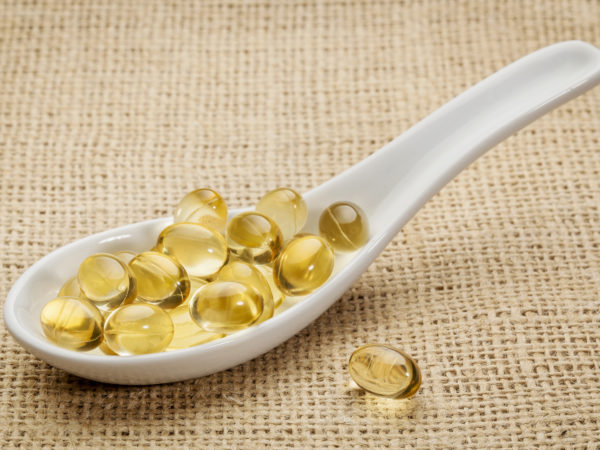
[305,41,600,237]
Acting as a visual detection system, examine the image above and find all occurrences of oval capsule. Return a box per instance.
[348,344,421,399]
[227,212,283,264]
[256,187,307,241]
[319,201,369,252]
[174,188,228,232]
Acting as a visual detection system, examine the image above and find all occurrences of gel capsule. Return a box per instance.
[181,277,208,306]
[128,251,190,309]
[256,187,307,241]
[216,260,274,324]
[78,253,137,312]
[189,281,263,333]
[58,276,80,297]
[256,265,284,308]
[104,303,174,355]
[156,222,228,278]
[273,235,334,296]
[114,250,137,265]
[319,201,369,252]
[40,296,103,351]
[167,304,225,350]
[227,212,283,264]
[348,344,421,399]
[174,188,228,231]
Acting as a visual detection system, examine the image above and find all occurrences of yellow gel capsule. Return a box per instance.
[156,222,228,279]
[319,201,369,252]
[216,260,274,324]
[40,296,103,351]
[227,212,283,264]
[78,253,137,312]
[256,187,307,241]
[256,265,284,308]
[348,344,421,399]
[128,251,190,309]
[273,235,334,296]
[114,250,137,265]
[181,277,208,306]
[189,281,263,333]
[174,188,228,231]
[167,304,225,350]
[58,276,80,297]
[104,303,174,355]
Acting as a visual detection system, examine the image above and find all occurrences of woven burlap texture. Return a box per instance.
[1,0,599,448]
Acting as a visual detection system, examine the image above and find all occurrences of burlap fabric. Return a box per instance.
[1,1,599,447]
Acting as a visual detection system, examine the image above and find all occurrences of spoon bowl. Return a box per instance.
[5,41,600,384]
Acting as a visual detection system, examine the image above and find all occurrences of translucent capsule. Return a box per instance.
[319,201,369,252]
[256,187,307,241]
[181,277,208,306]
[189,281,263,333]
[273,235,334,296]
[256,265,284,308]
[227,212,283,264]
[114,250,137,265]
[216,260,274,324]
[156,222,228,278]
[174,188,228,231]
[40,296,103,351]
[128,251,190,309]
[167,304,225,350]
[58,276,80,297]
[104,303,174,355]
[348,344,421,399]
[78,253,137,312]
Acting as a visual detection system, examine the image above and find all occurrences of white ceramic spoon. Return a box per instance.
[5,41,600,385]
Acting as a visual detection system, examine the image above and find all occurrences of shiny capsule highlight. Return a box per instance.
[227,212,283,264]
[256,187,307,241]
[174,188,228,231]
[319,201,369,252]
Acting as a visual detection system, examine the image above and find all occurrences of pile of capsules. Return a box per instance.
[40,188,369,356]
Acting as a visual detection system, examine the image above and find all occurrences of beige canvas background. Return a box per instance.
[1,0,599,447]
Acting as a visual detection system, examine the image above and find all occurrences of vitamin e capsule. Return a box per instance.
[189,281,263,333]
[273,235,334,296]
[216,260,274,324]
[104,303,174,355]
[256,265,284,308]
[156,222,228,279]
[256,188,307,241]
[114,250,137,265]
[174,188,228,231]
[167,304,225,350]
[319,201,369,252]
[227,212,283,264]
[58,276,80,298]
[78,253,137,312]
[128,251,190,309]
[40,296,103,351]
[348,344,421,399]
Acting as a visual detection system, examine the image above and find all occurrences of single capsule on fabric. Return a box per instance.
[167,304,225,350]
[227,212,283,264]
[78,253,137,312]
[216,260,274,324]
[128,251,190,309]
[256,187,307,241]
[58,276,80,297]
[104,303,174,355]
[256,265,284,308]
[189,281,263,333]
[348,344,421,399]
[273,235,334,296]
[40,296,103,351]
[114,250,137,265]
[156,223,228,279]
[319,201,369,252]
[174,188,228,231]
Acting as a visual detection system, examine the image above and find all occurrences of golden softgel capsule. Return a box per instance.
[319,201,369,252]
[156,222,228,278]
[273,235,334,296]
[78,253,137,312]
[227,212,283,264]
[348,344,421,399]
[40,297,103,351]
[167,304,225,350]
[104,303,174,355]
[189,281,263,333]
[216,260,274,324]
[256,187,307,241]
[256,265,284,308]
[128,251,190,309]
[174,188,228,231]
[58,276,80,297]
